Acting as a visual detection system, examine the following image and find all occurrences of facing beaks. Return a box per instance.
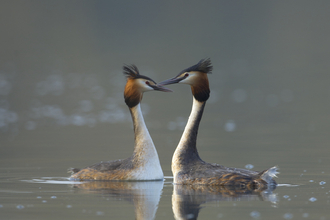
[150,84,173,92]
[159,77,184,86]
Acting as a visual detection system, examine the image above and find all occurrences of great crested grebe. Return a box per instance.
[160,58,278,189]
[69,64,171,181]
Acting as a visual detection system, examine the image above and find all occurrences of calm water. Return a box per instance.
[1,1,330,219]
[0,157,329,220]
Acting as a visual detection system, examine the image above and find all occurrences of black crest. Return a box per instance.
[123,64,140,79]
[123,64,156,83]
[179,58,213,75]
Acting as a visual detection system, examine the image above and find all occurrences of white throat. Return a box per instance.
[177,98,204,148]
[172,97,205,176]
[130,103,164,180]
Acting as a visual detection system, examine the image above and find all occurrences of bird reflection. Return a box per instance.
[72,181,163,220]
[172,184,277,220]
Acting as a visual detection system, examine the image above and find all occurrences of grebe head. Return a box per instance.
[159,58,213,102]
[123,64,172,108]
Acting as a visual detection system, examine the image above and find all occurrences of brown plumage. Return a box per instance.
[69,158,135,180]
[190,72,210,102]
[124,78,143,108]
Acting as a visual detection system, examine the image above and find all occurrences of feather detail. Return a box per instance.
[123,64,140,79]
[178,58,213,76]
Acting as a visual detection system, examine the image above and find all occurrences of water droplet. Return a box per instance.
[96,211,104,216]
[283,195,289,199]
[320,181,326,185]
[245,164,254,169]
[16,205,24,209]
[309,197,317,202]
[70,114,85,126]
[250,211,260,218]
[50,196,57,199]
[224,120,236,132]
[283,213,293,219]
[309,180,314,182]
[66,205,72,208]
[0,204,3,208]
[42,200,47,203]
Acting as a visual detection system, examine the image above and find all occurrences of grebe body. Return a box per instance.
[69,65,171,181]
[160,59,278,189]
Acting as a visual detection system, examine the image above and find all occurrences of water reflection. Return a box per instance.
[72,181,164,220]
[172,184,277,220]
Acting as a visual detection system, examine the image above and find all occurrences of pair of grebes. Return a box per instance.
[70,59,278,190]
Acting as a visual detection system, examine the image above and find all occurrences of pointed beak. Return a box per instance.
[150,84,173,92]
[159,77,184,86]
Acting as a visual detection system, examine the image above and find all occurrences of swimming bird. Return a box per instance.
[159,58,278,189]
[69,64,171,181]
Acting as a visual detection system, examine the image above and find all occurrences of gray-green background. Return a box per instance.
[1,1,330,219]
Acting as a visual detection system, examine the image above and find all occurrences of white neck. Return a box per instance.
[172,97,205,176]
[130,103,164,180]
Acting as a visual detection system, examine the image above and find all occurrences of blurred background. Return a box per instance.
[1,0,330,179]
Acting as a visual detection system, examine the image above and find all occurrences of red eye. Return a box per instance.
[184,73,189,77]
[145,81,150,85]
